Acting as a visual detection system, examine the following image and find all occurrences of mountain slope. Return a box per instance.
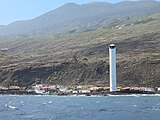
[0,13,160,87]
[0,1,160,36]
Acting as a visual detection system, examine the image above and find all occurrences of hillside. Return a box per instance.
[0,1,160,36]
[0,12,160,87]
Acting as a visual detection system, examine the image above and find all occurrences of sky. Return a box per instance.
[0,0,160,25]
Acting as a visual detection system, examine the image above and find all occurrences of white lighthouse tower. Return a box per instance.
[109,44,117,92]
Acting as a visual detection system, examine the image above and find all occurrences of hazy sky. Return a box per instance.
[0,0,160,25]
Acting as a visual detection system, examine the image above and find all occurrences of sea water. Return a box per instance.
[0,95,160,120]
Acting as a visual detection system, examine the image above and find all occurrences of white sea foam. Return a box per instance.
[32,110,41,113]
[42,102,47,105]
[8,106,17,109]
[154,94,160,96]
[96,101,100,103]
[5,104,7,107]
[24,115,34,118]
[107,94,160,97]
[48,101,52,104]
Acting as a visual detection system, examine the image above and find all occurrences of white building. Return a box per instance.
[109,44,117,92]
[144,88,155,92]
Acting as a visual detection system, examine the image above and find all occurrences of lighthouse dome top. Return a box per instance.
[109,44,116,49]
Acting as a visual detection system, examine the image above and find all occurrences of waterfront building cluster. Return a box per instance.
[0,84,160,95]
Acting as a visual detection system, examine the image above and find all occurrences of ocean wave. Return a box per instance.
[8,105,17,109]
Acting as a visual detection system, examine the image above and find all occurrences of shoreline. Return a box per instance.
[0,94,160,97]
[0,91,160,96]
[0,87,160,96]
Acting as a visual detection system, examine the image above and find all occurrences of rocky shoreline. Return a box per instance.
[0,89,159,96]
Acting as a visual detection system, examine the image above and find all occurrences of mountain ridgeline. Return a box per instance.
[0,1,160,87]
[0,1,160,36]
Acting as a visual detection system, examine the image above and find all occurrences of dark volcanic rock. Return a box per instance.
[0,57,160,87]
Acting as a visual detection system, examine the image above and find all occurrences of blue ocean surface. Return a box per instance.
[0,95,160,120]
